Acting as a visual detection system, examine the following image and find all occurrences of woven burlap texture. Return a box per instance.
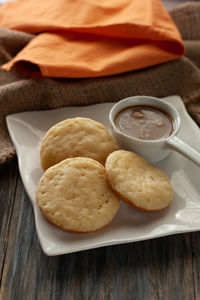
[0,2,200,164]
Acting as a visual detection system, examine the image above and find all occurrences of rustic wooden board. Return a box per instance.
[0,161,199,300]
[0,159,18,280]
[190,232,200,299]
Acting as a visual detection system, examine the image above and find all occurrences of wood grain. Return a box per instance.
[0,160,200,300]
[0,159,18,280]
[190,232,200,300]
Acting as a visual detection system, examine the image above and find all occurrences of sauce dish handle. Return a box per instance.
[166,135,200,167]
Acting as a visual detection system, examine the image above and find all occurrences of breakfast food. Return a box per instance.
[105,150,173,211]
[40,117,118,171]
[36,157,120,233]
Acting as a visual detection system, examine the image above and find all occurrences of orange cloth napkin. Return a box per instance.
[0,0,185,78]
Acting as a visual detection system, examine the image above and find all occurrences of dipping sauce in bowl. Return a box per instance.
[109,96,200,165]
[115,105,174,140]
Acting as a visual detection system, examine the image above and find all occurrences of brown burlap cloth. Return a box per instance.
[0,2,200,164]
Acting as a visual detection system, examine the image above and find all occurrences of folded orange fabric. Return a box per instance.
[0,0,185,78]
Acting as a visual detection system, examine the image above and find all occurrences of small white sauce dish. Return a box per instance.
[109,95,200,166]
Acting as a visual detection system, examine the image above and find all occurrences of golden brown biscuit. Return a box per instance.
[36,157,120,232]
[105,150,173,211]
[40,117,118,171]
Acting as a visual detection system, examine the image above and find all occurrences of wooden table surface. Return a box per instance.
[0,157,199,300]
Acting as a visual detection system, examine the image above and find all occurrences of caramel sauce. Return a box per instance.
[115,105,174,140]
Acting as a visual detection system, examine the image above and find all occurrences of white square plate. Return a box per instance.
[6,95,200,256]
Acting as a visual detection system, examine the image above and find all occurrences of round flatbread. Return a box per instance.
[40,117,118,171]
[36,157,120,232]
[105,150,173,211]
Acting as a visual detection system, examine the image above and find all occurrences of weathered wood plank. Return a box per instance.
[0,168,198,300]
[0,158,18,280]
[190,232,200,300]
[146,234,195,300]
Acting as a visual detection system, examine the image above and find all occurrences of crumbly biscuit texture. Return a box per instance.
[40,117,118,171]
[36,157,120,232]
[105,150,173,211]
